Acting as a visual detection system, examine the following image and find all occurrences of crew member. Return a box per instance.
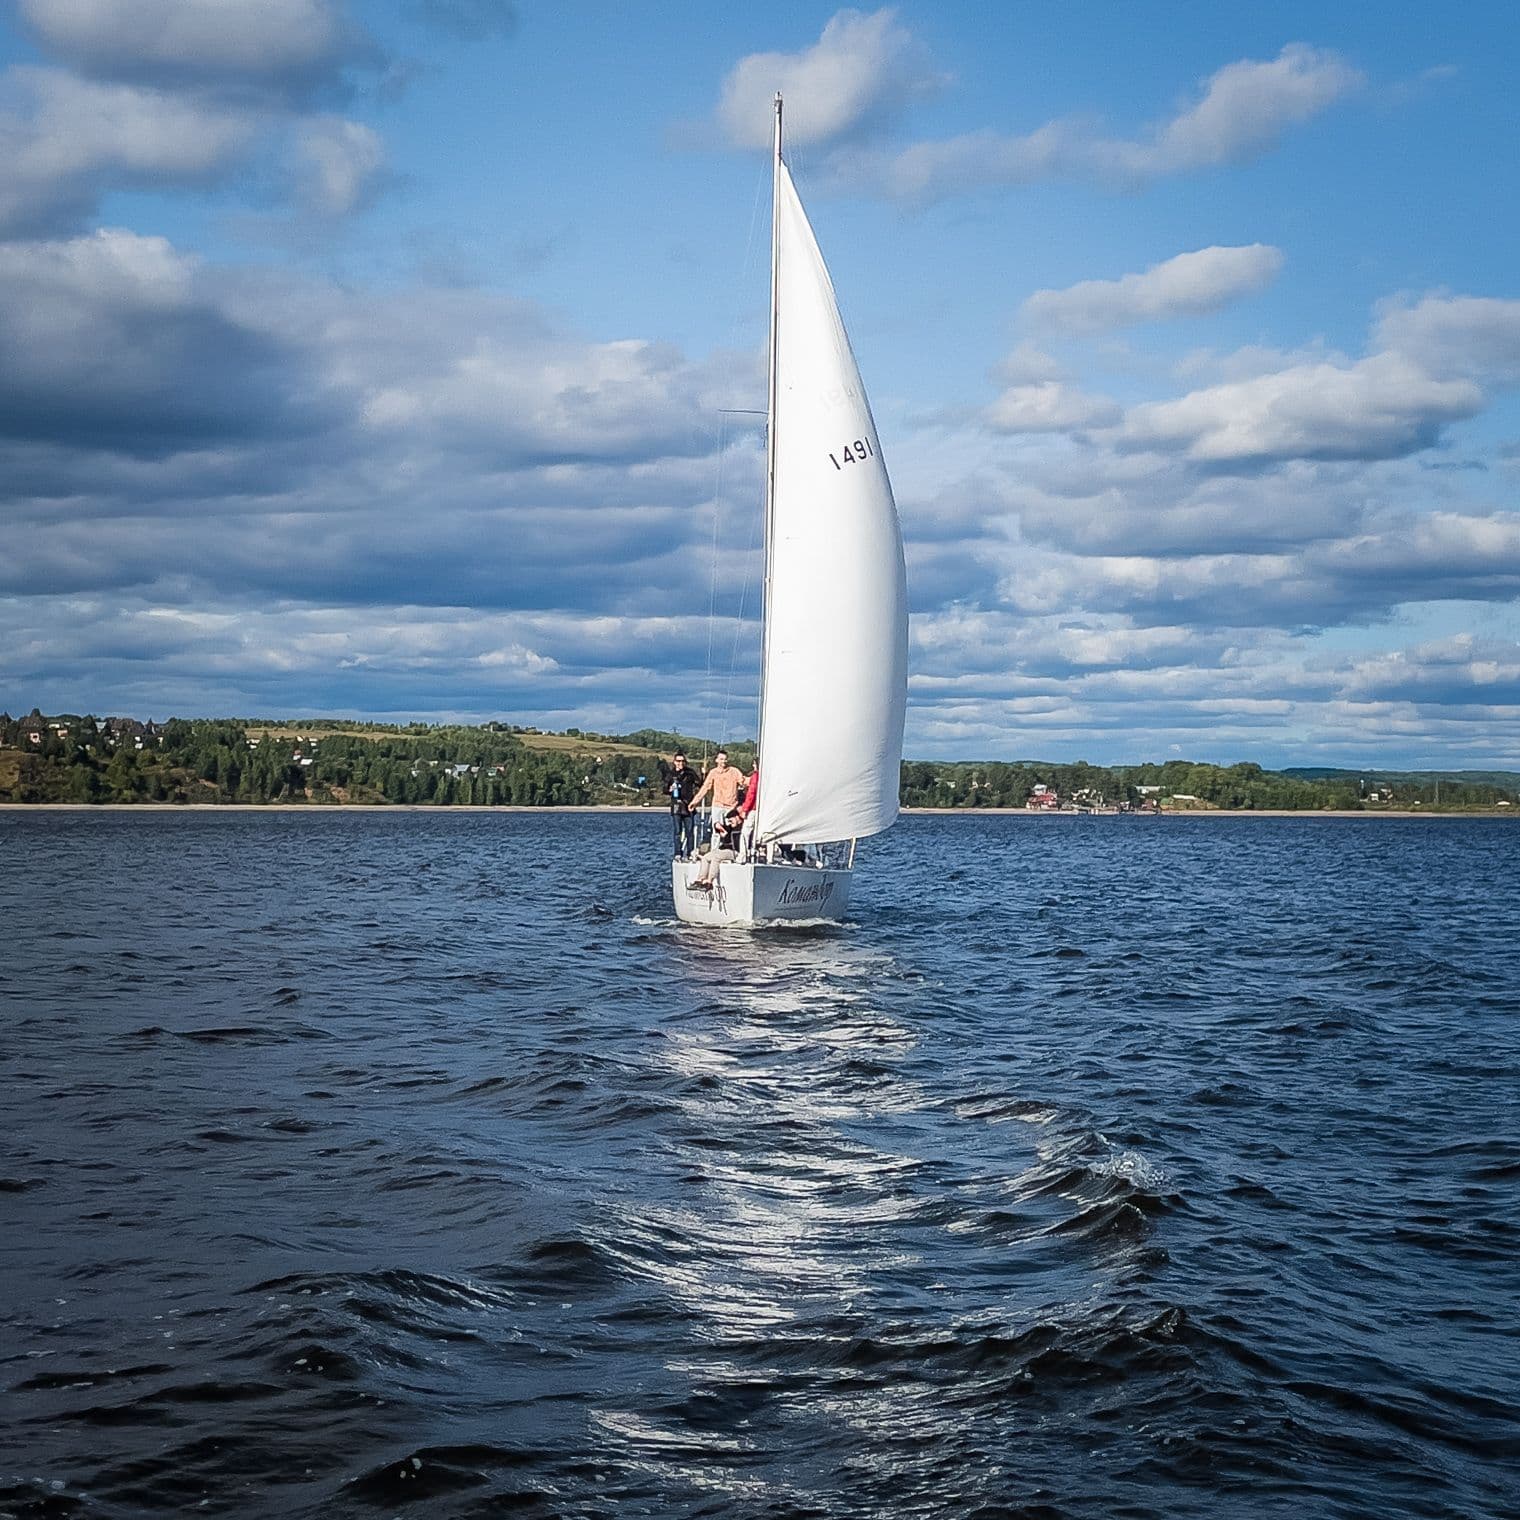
[665,751,699,859]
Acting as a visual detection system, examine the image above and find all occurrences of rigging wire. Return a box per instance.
[699,159,769,767]
[701,410,726,771]
[720,418,764,754]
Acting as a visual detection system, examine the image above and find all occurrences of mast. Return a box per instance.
[757,93,782,791]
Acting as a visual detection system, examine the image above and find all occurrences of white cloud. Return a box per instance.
[1022,244,1284,335]
[1006,457,1370,557]
[1173,339,1343,383]
[985,381,1121,434]
[1120,352,1482,464]
[0,225,197,307]
[0,228,316,453]
[1343,634,1520,704]
[17,0,353,91]
[0,1,390,234]
[835,44,1361,201]
[995,341,1067,386]
[716,8,944,150]
[1375,294,1520,385]
[296,117,384,215]
[328,283,751,465]
[1318,511,1520,594]
[0,67,257,234]
[1147,44,1360,170]
[897,609,1520,765]
[980,501,1520,635]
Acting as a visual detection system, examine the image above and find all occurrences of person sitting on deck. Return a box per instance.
[689,808,745,889]
[691,750,747,837]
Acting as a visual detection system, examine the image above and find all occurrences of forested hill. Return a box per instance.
[1,711,1516,812]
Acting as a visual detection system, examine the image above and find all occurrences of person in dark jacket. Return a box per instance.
[690,807,745,888]
[666,752,699,858]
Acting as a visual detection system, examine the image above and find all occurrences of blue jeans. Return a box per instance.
[671,809,695,858]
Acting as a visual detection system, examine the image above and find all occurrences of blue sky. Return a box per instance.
[2,1,1518,767]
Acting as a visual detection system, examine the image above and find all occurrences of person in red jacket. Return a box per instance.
[736,761,759,858]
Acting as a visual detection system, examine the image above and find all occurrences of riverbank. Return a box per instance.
[0,802,642,813]
[2,803,1513,818]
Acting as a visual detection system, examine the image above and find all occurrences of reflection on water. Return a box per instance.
[647,932,930,1328]
[2,810,1518,1518]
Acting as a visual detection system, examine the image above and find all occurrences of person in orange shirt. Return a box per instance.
[691,750,747,834]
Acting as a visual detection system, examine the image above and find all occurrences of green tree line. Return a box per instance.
[1,710,1515,811]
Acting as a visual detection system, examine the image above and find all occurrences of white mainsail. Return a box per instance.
[752,150,908,846]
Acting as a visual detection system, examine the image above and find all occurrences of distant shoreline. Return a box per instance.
[1,803,1511,819]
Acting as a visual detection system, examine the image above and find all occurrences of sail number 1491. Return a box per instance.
[828,437,874,471]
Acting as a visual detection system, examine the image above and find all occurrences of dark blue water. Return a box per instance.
[2,811,1517,1519]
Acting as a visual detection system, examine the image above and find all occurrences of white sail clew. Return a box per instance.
[753,158,908,846]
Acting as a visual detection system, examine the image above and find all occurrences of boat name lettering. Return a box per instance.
[828,437,874,471]
[777,877,835,905]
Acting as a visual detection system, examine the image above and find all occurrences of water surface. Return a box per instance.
[2,812,1517,1517]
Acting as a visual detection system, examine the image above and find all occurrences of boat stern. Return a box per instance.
[670,859,850,926]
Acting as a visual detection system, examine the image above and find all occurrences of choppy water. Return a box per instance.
[2,811,1517,1519]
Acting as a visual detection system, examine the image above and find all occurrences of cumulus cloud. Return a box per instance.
[1090,290,1520,474]
[1148,44,1360,170]
[716,8,944,150]
[296,116,385,214]
[0,14,1513,765]
[1006,457,1372,558]
[0,67,258,235]
[995,341,1067,386]
[0,229,313,452]
[899,609,1520,767]
[835,44,1360,200]
[0,224,757,621]
[1316,512,1520,604]
[987,508,1520,632]
[911,606,1216,679]
[276,280,755,467]
[8,219,1503,762]
[0,584,773,737]
[1022,244,1284,334]
[15,0,367,101]
[1119,353,1482,465]
[1344,634,1520,705]
[1375,294,1520,385]
[0,218,769,731]
[985,381,1121,434]
[0,0,390,234]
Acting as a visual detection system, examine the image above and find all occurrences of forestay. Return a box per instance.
[753,160,908,846]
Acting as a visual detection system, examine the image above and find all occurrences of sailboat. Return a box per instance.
[673,96,908,927]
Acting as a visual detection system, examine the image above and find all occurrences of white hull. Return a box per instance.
[671,859,852,926]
